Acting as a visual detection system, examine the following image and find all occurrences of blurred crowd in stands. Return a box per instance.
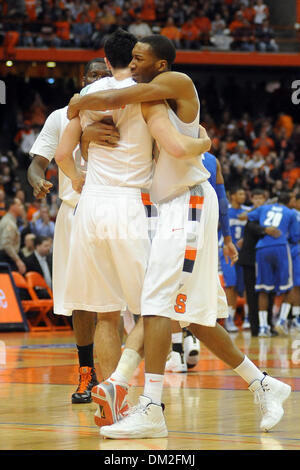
[0,0,278,53]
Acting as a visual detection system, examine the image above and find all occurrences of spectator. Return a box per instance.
[140,0,156,22]
[72,12,93,48]
[229,10,245,34]
[241,1,256,24]
[20,232,36,258]
[0,197,26,274]
[181,17,200,50]
[24,235,52,289]
[32,205,55,238]
[128,13,152,39]
[194,9,211,46]
[229,140,248,168]
[244,151,265,171]
[253,0,269,26]
[1,164,15,196]
[253,129,275,157]
[14,121,40,169]
[160,17,182,49]
[255,19,278,52]
[54,10,71,47]
[35,13,61,47]
[230,17,256,52]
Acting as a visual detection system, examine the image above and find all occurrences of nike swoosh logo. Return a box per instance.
[172,228,184,232]
[149,379,161,383]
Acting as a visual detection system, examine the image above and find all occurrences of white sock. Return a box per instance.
[228,306,235,319]
[172,332,183,344]
[258,310,268,327]
[110,348,142,385]
[233,355,265,385]
[144,373,164,405]
[279,302,291,321]
[292,306,300,318]
[244,304,249,318]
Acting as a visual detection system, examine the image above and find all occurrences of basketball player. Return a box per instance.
[70,36,292,438]
[248,192,299,337]
[54,30,211,419]
[219,187,248,332]
[274,192,300,334]
[27,58,119,404]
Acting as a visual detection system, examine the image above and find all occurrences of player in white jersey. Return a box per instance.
[69,35,292,438]
[55,30,211,415]
[27,58,120,404]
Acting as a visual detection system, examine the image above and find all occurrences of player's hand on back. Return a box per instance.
[81,119,120,159]
[265,226,281,238]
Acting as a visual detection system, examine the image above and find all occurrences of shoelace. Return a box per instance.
[254,380,271,415]
[76,369,92,394]
[122,402,149,420]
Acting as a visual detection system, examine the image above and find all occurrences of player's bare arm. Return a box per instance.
[27,155,54,199]
[55,117,85,193]
[142,102,211,159]
[68,72,194,119]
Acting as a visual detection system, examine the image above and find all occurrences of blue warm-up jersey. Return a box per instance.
[248,203,300,248]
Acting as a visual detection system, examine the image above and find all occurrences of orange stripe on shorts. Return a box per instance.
[185,246,197,261]
[189,195,204,208]
[141,192,152,205]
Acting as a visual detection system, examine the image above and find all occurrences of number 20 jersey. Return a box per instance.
[248,203,300,248]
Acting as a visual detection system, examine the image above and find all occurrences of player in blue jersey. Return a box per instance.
[248,191,300,337]
[275,192,300,334]
[165,152,238,372]
[219,187,248,332]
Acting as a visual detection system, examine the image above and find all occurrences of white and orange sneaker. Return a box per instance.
[92,378,129,427]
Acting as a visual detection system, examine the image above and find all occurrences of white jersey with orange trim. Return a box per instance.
[29,106,85,209]
[79,76,154,190]
[150,92,210,203]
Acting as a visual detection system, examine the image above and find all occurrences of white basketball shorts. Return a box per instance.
[52,201,75,316]
[63,185,154,314]
[141,180,228,327]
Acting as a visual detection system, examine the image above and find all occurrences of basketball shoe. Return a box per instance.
[224,316,239,332]
[183,333,200,368]
[242,316,251,330]
[165,350,187,373]
[291,316,300,332]
[100,395,168,439]
[249,372,291,432]
[258,325,271,337]
[92,378,129,427]
[72,366,98,404]
[275,319,289,336]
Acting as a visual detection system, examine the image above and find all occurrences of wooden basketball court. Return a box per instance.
[0,329,299,451]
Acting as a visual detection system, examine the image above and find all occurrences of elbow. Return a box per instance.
[55,151,65,164]
[169,142,187,159]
